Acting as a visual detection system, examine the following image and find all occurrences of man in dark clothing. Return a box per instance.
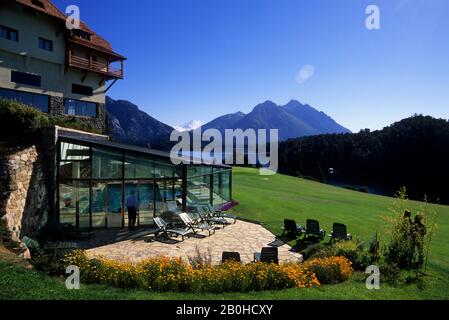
[126,191,137,230]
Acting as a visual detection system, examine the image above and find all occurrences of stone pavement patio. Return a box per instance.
[77,220,303,265]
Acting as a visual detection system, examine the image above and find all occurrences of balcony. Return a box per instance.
[67,52,124,79]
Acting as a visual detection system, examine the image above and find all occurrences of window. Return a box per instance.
[72,84,93,96]
[64,99,97,117]
[0,25,18,42]
[92,148,123,179]
[11,70,41,87]
[38,37,53,51]
[0,88,49,112]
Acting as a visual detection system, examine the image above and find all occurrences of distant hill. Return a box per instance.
[106,96,174,150]
[201,100,351,141]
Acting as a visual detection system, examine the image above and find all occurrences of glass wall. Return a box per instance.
[186,165,232,208]
[57,140,232,229]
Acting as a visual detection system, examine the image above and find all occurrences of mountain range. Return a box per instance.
[106,97,351,149]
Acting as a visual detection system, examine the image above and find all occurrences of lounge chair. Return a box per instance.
[196,206,229,228]
[22,236,45,256]
[303,219,326,241]
[166,200,181,213]
[207,204,237,224]
[254,247,279,264]
[179,213,215,236]
[329,223,353,243]
[153,217,190,241]
[22,236,78,257]
[222,251,241,263]
[281,219,303,238]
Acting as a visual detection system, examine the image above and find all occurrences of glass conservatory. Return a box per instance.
[57,135,232,229]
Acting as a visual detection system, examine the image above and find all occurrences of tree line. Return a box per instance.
[278,115,449,204]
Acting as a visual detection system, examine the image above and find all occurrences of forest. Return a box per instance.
[278,115,449,204]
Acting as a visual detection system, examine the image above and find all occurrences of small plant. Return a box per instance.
[187,245,212,270]
[383,188,438,271]
[368,232,381,263]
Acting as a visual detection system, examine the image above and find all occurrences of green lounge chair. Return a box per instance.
[254,247,279,264]
[281,219,304,238]
[329,223,353,243]
[207,204,237,224]
[196,206,228,228]
[222,251,241,263]
[153,217,190,241]
[304,219,326,241]
[22,236,78,257]
[179,213,215,237]
[22,236,45,256]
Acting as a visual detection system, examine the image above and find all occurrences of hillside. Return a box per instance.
[1,167,448,299]
[106,96,174,150]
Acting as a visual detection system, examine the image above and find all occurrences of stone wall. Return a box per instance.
[0,146,48,243]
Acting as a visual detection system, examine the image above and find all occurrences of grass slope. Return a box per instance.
[233,167,449,299]
[1,167,448,300]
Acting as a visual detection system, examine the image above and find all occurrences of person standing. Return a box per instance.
[126,191,137,230]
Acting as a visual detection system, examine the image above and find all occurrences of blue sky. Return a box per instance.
[54,0,449,132]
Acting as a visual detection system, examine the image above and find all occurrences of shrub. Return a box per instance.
[0,98,50,138]
[304,256,353,284]
[332,240,371,271]
[383,188,438,271]
[64,250,321,293]
[300,243,329,260]
[305,240,370,271]
[0,98,101,139]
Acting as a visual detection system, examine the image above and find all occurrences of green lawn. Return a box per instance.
[1,167,449,300]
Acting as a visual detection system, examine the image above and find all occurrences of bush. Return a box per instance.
[332,240,371,271]
[64,250,321,293]
[305,240,371,271]
[383,188,438,271]
[300,243,329,260]
[0,98,50,138]
[304,256,353,284]
[0,98,101,139]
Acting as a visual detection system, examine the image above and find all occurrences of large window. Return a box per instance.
[0,88,48,112]
[92,148,123,180]
[11,71,41,87]
[38,37,53,51]
[0,25,18,42]
[59,142,91,179]
[64,99,97,117]
[125,155,154,179]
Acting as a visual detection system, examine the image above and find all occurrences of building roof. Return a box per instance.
[14,0,125,59]
[57,132,232,170]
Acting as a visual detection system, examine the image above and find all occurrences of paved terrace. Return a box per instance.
[77,220,303,265]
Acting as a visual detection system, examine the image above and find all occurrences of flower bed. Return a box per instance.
[64,251,353,293]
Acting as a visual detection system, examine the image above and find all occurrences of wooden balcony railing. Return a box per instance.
[67,52,124,79]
